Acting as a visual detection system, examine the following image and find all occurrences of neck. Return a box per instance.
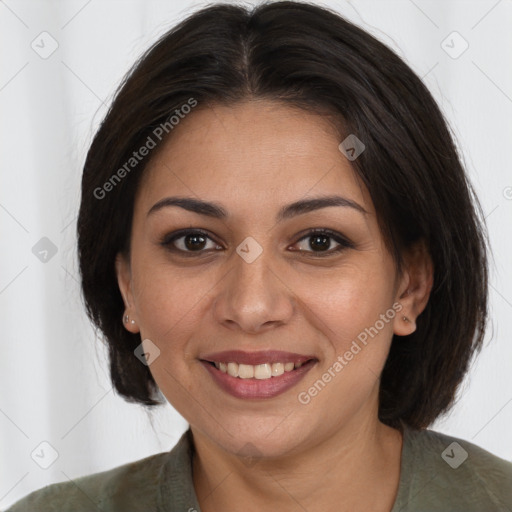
[191,412,403,512]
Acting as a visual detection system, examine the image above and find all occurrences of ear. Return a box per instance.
[393,238,434,336]
[115,252,140,333]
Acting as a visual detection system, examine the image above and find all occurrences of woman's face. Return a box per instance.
[116,99,415,457]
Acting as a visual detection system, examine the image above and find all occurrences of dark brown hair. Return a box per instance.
[77,1,489,430]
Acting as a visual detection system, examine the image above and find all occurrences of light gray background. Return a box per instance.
[1,0,511,508]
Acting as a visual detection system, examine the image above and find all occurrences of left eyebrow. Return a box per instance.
[276,195,368,221]
[147,195,368,221]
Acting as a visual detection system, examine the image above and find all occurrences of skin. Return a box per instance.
[116,99,433,512]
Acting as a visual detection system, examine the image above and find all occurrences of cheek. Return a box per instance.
[294,269,397,417]
[296,262,396,342]
[130,258,204,345]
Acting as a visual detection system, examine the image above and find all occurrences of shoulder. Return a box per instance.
[4,451,170,512]
[397,426,512,511]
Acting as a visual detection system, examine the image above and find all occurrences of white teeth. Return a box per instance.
[254,363,272,379]
[238,364,254,379]
[213,360,309,380]
[271,362,284,377]
[227,362,239,378]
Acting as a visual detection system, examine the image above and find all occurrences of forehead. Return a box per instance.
[136,99,374,220]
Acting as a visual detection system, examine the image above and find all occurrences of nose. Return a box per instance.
[212,245,295,334]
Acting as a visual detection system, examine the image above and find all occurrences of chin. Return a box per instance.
[196,416,314,460]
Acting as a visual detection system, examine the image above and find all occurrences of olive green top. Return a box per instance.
[5,426,512,511]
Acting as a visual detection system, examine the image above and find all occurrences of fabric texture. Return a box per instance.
[5,427,512,512]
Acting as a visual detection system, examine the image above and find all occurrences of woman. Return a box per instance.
[7,2,511,511]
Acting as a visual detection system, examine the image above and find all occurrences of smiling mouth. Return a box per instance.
[199,350,318,399]
[203,360,315,380]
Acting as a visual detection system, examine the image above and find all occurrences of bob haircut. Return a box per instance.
[77,1,488,430]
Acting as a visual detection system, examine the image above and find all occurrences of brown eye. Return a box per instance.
[291,229,354,256]
[160,229,222,255]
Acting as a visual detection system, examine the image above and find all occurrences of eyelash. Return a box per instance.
[159,228,354,258]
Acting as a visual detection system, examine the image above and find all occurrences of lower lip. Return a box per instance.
[200,360,317,399]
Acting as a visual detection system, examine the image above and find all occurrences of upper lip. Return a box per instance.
[200,350,317,366]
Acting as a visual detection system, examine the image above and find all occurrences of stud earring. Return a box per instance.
[402,316,410,323]
[123,313,135,325]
